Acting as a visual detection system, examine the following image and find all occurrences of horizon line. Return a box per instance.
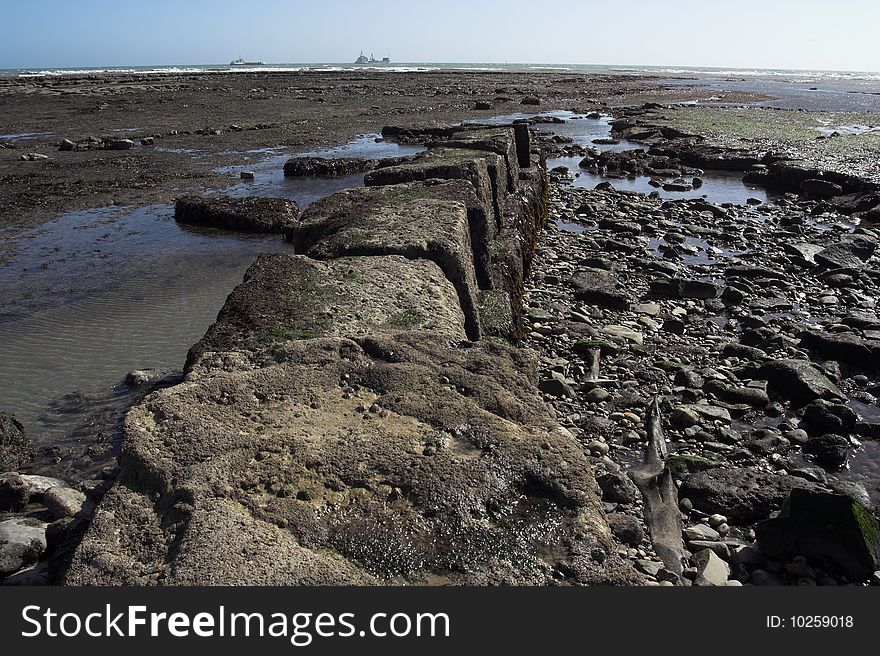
[2,61,879,76]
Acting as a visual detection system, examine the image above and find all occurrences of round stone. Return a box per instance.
[585,388,610,403]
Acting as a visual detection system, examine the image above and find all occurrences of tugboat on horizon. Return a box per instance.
[354,51,390,64]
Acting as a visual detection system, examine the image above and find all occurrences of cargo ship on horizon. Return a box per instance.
[354,51,390,64]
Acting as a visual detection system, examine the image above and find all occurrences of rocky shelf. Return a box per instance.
[53,123,645,586]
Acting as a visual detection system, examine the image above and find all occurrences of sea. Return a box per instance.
[2,63,879,112]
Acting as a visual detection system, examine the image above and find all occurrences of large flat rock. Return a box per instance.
[366,147,505,234]
[187,253,467,369]
[174,195,298,235]
[295,182,483,339]
[65,334,636,586]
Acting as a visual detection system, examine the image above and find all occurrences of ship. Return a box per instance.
[354,51,390,65]
[229,58,265,66]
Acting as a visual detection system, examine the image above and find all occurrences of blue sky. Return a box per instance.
[1,0,878,71]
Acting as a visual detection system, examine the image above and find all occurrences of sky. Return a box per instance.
[1,0,878,72]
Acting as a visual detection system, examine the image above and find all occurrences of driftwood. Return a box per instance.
[585,348,601,382]
[628,396,686,577]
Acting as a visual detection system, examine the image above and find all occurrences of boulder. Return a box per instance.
[174,195,298,235]
[758,359,845,405]
[814,237,876,270]
[569,269,630,309]
[597,470,640,504]
[0,411,33,472]
[693,549,731,586]
[756,489,880,581]
[803,434,850,469]
[186,253,468,369]
[107,139,135,151]
[679,467,825,523]
[19,475,68,497]
[0,473,29,512]
[803,399,858,435]
[650,278,721,300]
[293,181,483,340]
[124,368,173,388]
[44,486,94,520]
[0,518,47,577]
[800,178,844,198]
[66,335,635,586]
[607,514,644,546]
[799,330,880,370]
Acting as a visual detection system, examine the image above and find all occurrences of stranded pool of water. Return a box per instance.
[0,132,54,141]
[549,155,771,206]
[0,205,288,443]
[216,134,425,208]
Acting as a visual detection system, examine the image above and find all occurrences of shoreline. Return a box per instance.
[2,70,880,586]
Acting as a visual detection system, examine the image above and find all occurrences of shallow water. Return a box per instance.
[0,134,424,449]
[516,110,775,206]
[659,76,880,113]
[216,135,425,208]
[549,156,771,206]
[0,131,53,141]
[474,110,639,153]
[0,205,288,443]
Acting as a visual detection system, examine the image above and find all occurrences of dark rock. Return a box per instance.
[107,139,135,151]
[0,473,29,512]
[651,278,721,300]
[569,269,630,309]
[520,96,540,106]
[758,359,845,405]
[283,157,373,177]
[803,399,858,435]
[607,514,644,546]
[799,330,880,370]
[124,368,172,388]
[721,286,746,305]
[704,380,769,407]
[174,195,298,235]
[597,470,640,504]
[854,422,880,440]
[800,178,844,198]
[666,454,721,480]
[814,238,876,270]
[0,411,33,473]
[539,374,576,399]
[678,280,721,299]
[756,489,880,581]
[674,368,704,389]
[679,467,824,523]
[57,139,76,151]
[803,434,850,469]
[722,342,767,361]
[474,101,493,110]
[0,518,47,577]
